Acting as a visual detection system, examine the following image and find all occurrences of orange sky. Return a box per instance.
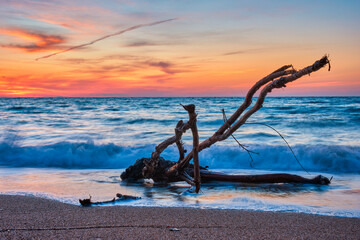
[1,0,359,97]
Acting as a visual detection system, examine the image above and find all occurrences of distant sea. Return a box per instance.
[0,97,359,217]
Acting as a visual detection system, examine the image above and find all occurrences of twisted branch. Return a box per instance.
[168,56,330,172]
[182,104,200,193]
[141,56,330,188]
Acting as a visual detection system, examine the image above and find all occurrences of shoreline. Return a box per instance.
[2,191,359,219]
[1,195,359,239]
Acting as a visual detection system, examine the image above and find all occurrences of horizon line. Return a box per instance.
[0,95,359,98]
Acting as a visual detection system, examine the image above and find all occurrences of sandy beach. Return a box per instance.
[0,195,359,239]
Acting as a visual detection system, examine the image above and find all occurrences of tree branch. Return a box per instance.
[214,67,295,137]
[171,56,330,171]
[175,120,186,161]
[220,56,330,140]
[182,104,201,193]
[142,119,190,179]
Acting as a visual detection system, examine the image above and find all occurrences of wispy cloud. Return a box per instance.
[125,40,159,47]
[142,74,174,83]
[2,0,119,31]
[59,54,193,76]
[223,45,314,56]
[36,18,177,60]
[223,48,270,56]
[0,28,66,52]
[124,39,179,47]
[144,60,174,74]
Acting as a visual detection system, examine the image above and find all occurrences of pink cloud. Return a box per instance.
[0,28,66,52]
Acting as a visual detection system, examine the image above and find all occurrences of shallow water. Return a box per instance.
[0,168,359,218]
[0,97,359,217]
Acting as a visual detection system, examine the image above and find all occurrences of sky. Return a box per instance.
[0,0,359,97]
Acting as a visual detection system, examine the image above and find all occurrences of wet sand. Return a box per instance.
[0,195,359,239]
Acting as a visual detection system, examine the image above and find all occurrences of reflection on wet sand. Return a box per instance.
[0,168,359,217]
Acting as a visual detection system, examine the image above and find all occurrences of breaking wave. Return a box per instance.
[0,141,359,173]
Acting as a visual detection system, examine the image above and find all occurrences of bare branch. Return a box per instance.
[245,122,309,174]
[173,56,330,170]
[175,120,186,161]
[146,67,295,176]
[222,109,256,167]
[121,56,332,188]
[182,104,201,193]
[142,119,190,179]
[166,104,201,192]
[179,171,195,186]
[220,56,330,140]
[214,68,296,137]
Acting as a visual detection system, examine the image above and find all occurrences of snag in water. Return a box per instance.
[122,56,331,191]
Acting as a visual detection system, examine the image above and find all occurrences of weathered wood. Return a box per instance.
[79,193,141,206]
[121,158,331,185]
[175,120,186,161]
[121,56,331,191]
[142,110,192,180]
[167,56,330,173]
[198,171,331,185]
[182,104,201,193]
[214,66,295,137]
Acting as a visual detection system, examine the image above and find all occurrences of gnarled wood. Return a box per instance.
[121,158,331,185]
[121,55,331,191]
[175,120,186,161]
[182,104,200,193]
[79,193,141,206]
[166,56,330,176]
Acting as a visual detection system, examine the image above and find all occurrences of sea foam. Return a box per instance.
[0,141,359,173]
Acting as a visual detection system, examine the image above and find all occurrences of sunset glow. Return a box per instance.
[1,0,359,97]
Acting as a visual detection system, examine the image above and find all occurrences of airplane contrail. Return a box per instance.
[36,18,177,61]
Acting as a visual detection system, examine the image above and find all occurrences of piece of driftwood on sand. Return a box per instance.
[79,193,141,206]
[121,56,332,193]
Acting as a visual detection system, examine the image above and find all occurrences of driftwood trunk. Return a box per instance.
[121,56,331,189]
[121,158,331,185]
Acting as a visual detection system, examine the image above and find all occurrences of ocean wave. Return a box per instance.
[201,144,360,173]
[7,106,44,114]
[58,104,70,108]
[78,107,97,110]
[345,106,360,113]
[240,132,277,138]
[304,100,329,104]
[286,119,347,128]
[126,118,175,124]
[0,141,359,173]
[105,108,120,111]
[353,117,360,123]
[287,107,332,114]
[200,119,224,126]
[106,117,124,122]
[0,141,137,169]
[7,106,28,111]
[267,106,295,110]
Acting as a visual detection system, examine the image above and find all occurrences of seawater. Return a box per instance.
[0,97,359,217]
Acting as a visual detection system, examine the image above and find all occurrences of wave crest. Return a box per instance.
[0,141,359,173]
